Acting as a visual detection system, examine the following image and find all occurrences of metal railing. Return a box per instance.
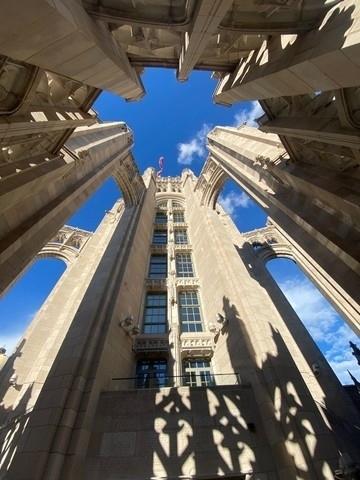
[110,372,241,390]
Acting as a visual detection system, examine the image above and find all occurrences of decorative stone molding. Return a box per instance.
[173,222,187,228]
[180,332,215,358]
[175,277,200,289]
[37,225,92,264]
[150,245,167,254]
[174,244,192,251]
[145,278,168,290]
[133,335,169,353]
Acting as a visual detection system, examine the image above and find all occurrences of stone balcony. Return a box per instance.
[133,334,169,354]
[150,244,167,254]
[145,278,168,290]
[180,332,215,358]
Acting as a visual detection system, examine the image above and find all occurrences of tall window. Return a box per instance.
[143,292,167,334]
[176,253,194,277]
[155,211,167,224]
[174,229,188,245]
[183,359,214,387]
[149,255,167,278]
[173,211,185,223]
[153,230,167,244]
[136,359,168,388]
[179,291,202,332]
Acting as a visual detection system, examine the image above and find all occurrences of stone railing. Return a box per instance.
[133,335,169,353]
[150,244,167,254]
[145,278,168,290]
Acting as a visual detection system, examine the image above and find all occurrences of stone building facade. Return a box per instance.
[1,153,359,479]
[0,1,360,478]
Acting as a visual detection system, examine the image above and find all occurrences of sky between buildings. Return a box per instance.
[0,69,359,384]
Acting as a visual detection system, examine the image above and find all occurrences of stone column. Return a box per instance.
[199,126,360,334]
[214,0,360,104]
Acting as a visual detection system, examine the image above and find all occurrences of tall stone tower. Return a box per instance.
[1,161,359,479]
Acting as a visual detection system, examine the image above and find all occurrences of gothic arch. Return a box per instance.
[37,226,92,266]
[112,154,145,207]
[195,157,228,209]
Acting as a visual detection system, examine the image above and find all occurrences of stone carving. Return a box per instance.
[180,333,215,358]
[209,313,228,334]
[133,336,169,353]
[119,316,140,337]
[146,278,167,290]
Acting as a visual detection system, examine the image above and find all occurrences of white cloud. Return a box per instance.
[233,101,264,127]
[177,123,211,165]
[218,190,252,216]
[279,277,360,384]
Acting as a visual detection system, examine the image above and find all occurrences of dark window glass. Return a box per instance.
[155,212,167,224]
[176,253,194,277]
[143,292,167,334]
[136,359,168,389]
[149,255,167,278]
[153,230,167,244]
[179,291,202,332]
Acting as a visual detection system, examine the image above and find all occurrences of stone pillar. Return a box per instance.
[0,122,141,295]
[199,125,360,334]
[0,203,123,475]
[167,200,182,386]
[184,172,359,478]
[214,0,360,104]
[0,0,144,99]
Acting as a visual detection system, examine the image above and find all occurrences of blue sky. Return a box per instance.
[0,69,358,384]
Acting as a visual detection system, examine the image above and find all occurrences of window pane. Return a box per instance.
[178,291,202,332]
[183,359,214,387]
[153,230,167,244]
[136,359,168,389]
[176,253,194,277]
[174,229,188,245]
[155,212,167,224]
[143,292,167,334]
[149,255,167,278]
[173,211,185,223]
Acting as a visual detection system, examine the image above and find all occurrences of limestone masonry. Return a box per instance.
[0,1,360,479]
